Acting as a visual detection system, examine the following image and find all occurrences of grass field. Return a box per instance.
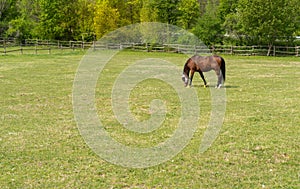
[0,50,299,188]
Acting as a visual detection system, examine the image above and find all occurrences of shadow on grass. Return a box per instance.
[189,84,239,89]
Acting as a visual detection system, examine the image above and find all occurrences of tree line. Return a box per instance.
[1,0,299,47]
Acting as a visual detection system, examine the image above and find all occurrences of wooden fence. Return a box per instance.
[212,45,300,56]
[1,38,299,57]
[0,39,93,55]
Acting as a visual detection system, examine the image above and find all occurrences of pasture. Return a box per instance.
[0,50,299,188]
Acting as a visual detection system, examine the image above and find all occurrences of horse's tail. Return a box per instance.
[220,57,226,82]
[182,58,191,83]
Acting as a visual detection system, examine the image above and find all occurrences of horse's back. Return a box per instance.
[190,55,214,72]
[212,55,223,66]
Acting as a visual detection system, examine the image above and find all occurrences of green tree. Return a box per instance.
[193,0,223,46]
[140,0,158,22]
[218,0,237,21]
[94,0,120,39]
[103,0,142,26]
[76,0,96,41]
[0,0,18,36]
[123,0,142,24]
[38,0,79,40]
[117,0,142,25]
[177,0,200,29]
[198,0,207,16]
[6,0,40,40]
[151,0,180,24]
[217,0,241,44]
[238,0,300,55]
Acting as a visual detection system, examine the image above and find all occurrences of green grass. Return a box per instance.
[0,51,299,188]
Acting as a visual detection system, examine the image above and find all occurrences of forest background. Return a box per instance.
[0,0,300,47]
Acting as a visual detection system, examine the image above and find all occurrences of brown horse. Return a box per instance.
[182,55,226,88]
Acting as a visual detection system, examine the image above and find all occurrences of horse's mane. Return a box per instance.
[183,58,192,73]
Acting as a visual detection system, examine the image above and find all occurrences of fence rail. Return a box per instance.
[212,45,300,56]
[0,38,299,57]
[0,39,93,55]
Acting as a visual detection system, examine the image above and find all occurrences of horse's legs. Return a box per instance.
[215,69,223,88]
[189,70,195,87]
[198,71,207,87]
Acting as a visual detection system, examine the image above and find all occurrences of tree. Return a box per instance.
[151,0,180,25]
[94,0,120,39]
[198,0,207,16]
[193,0,223,46]
[76,0,96,41]
[140,0,158,22]
[218,0,241,45]
[118,0,142,25]
[38,0,79,40]
[177,0,200,29]
[238,0,300,55]
[6,0,40,40]
[0,0,18,36]
[0,0,11,20]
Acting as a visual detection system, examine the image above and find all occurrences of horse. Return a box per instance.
[182,55,226,88]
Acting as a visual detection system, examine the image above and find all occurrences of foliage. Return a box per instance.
[193,1,223,46]
[177,0,199,29]
[94,0,120,39]
[75,0,96,41]
[218,0,241,45]
[5,0,39,40]
[140,0,159,22]
[0,0,18,36]
[151,0,180,25]
[37,0,78,40]
[0,0,299,45]
[238,0,299,45]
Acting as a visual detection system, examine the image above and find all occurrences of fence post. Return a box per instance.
[296,46,299,57]
[273,45,276,56]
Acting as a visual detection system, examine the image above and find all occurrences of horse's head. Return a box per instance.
[182,58,192,87]
[182,74,188,87]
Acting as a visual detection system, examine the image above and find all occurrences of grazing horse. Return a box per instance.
[182,55,226,88]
